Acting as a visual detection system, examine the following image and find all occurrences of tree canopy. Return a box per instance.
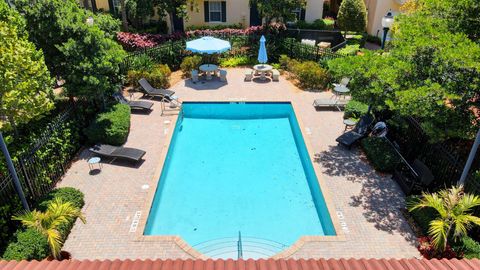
[14,0,125,103]
[0,1,53,131]
[328,1,480,141]
[336,0,367,34]
[250,0,306,23]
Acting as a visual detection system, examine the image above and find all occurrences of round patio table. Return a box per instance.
[88,157,102,172]
[333,85,350,99]
[199,64,218,80]
[253,64,273,81]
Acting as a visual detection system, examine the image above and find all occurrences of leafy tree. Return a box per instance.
[155,0,196,32]
[249,0,306,23]
[408,186,480,251]
[13,198,86,260]
[0,1,54,132]
[336,0,367,35]
[14,0,121,76]
[58,26,126,104]
[126,0,155,28]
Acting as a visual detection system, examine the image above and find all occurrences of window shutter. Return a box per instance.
[221,1,227,22]
[300,8,306,21]
[204,1,210,22]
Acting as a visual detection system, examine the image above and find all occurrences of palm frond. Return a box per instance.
[428,219,449,250]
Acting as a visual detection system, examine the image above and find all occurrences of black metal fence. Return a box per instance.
[0,103,85,207]
[283,38,344,63]
[388,116,479,194]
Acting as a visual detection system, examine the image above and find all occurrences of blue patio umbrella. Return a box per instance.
[257,35,268,65]
[186,36,231,54]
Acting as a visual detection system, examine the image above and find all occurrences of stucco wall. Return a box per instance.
[365,0,402,36]
[185,0,250,28]
[305,0,324,23]
[95,0,110,11]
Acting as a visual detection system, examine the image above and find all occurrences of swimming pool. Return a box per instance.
[144,102,336,257]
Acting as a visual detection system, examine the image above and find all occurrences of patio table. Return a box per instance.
[333,85,350,99]
[199,64,218,80]
[253,64,273,81]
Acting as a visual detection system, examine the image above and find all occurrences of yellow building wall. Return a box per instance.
[365,0,402,36]
[305,0,324,23]
[95,0,110,11]
[185,0,250,28]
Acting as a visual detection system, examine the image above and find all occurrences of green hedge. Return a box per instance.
[180,56,202,77]
[2,229,49,261]
[84,104,131,146]
[361,137,401,172]
[219,56,256,68]
[457,236,480,259]
[290,60,330,91]
[344,100,368,119]
[127,64,171,89]
[1,187,85,261]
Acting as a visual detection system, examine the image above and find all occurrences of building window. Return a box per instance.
[209,1,222,22]
[292,8,302,21]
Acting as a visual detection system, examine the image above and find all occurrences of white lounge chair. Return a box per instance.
[312,99,348,111]
[272,69,280,81]
[219,69,227,82]
[244,69,253,81]
[333,77,350,88]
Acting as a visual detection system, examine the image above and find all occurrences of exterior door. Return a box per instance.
[172,9,184,32]
[249,5,261,26]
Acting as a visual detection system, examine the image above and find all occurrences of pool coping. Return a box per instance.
[135,101,346,259]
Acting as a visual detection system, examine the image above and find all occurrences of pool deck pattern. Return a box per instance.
[60,68,419,260]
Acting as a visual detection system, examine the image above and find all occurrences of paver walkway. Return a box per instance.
[61,68,418,259]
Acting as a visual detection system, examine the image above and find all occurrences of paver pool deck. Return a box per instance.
[60,68,419,259]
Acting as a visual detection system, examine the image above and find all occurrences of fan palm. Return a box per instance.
[13,198,86,259]
[408,186,480,251]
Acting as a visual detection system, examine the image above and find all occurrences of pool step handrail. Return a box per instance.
[237,231,243,259]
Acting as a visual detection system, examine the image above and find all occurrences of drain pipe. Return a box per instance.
[458,127,480,186]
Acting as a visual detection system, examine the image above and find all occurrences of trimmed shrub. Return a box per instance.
[84,104,131,146]
[294,19,330,30]
[129,55,155,71]
[338,44,361,56]
[127,64,171,89]
[219,56,255,67]
[324,18,335,30]
[344,100,368,119]
[180,55,202,77]
[346,33,367,47]
[2,229,49,261]
[291,61,330,91]
[37,187,85,211]
[457,236,480,259]
[361,137,401,172]
[337,0,367,33]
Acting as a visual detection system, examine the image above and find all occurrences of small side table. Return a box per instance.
[88,157,102,172]
[343,118,357,132]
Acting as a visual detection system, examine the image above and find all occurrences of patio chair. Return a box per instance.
[335,114,374,149]
[244,69,253,81]
[393,159,434,195]
[139,78,175,99]
[219,69,227,82]
[333,77,350,88]
[89,144,146,163]
[272,69,280,81]
[312,99,348,111]
[191,70,199,82]
[113,92,153,111]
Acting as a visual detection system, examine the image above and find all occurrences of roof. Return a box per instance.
[1,258,480,270]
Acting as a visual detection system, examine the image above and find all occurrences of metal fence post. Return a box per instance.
[0,132,30,211]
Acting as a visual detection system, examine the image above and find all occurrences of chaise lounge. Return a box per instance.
[139,78,175,99]
[89,144,146,163]
[113,92,153,111]
[336,114,374,149]
[313,99,348,111]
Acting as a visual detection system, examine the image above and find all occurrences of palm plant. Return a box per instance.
[409,186,480,251]
[13,198,86,259]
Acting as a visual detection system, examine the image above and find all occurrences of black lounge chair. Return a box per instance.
[336,114,374,149]
[113,92,153,111]
[139,78,175,99]
[393,159,434,195]
[89,144,146,162]
[313,99,348,111]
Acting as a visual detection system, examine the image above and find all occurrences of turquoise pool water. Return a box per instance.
[144,102,335,251]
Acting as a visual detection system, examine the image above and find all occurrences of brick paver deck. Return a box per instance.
[60,68,418,259]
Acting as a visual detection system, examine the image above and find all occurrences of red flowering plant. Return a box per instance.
[116,32,185,51]
[417,236,460,259]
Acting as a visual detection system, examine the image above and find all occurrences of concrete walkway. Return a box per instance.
[60,68,418,259]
